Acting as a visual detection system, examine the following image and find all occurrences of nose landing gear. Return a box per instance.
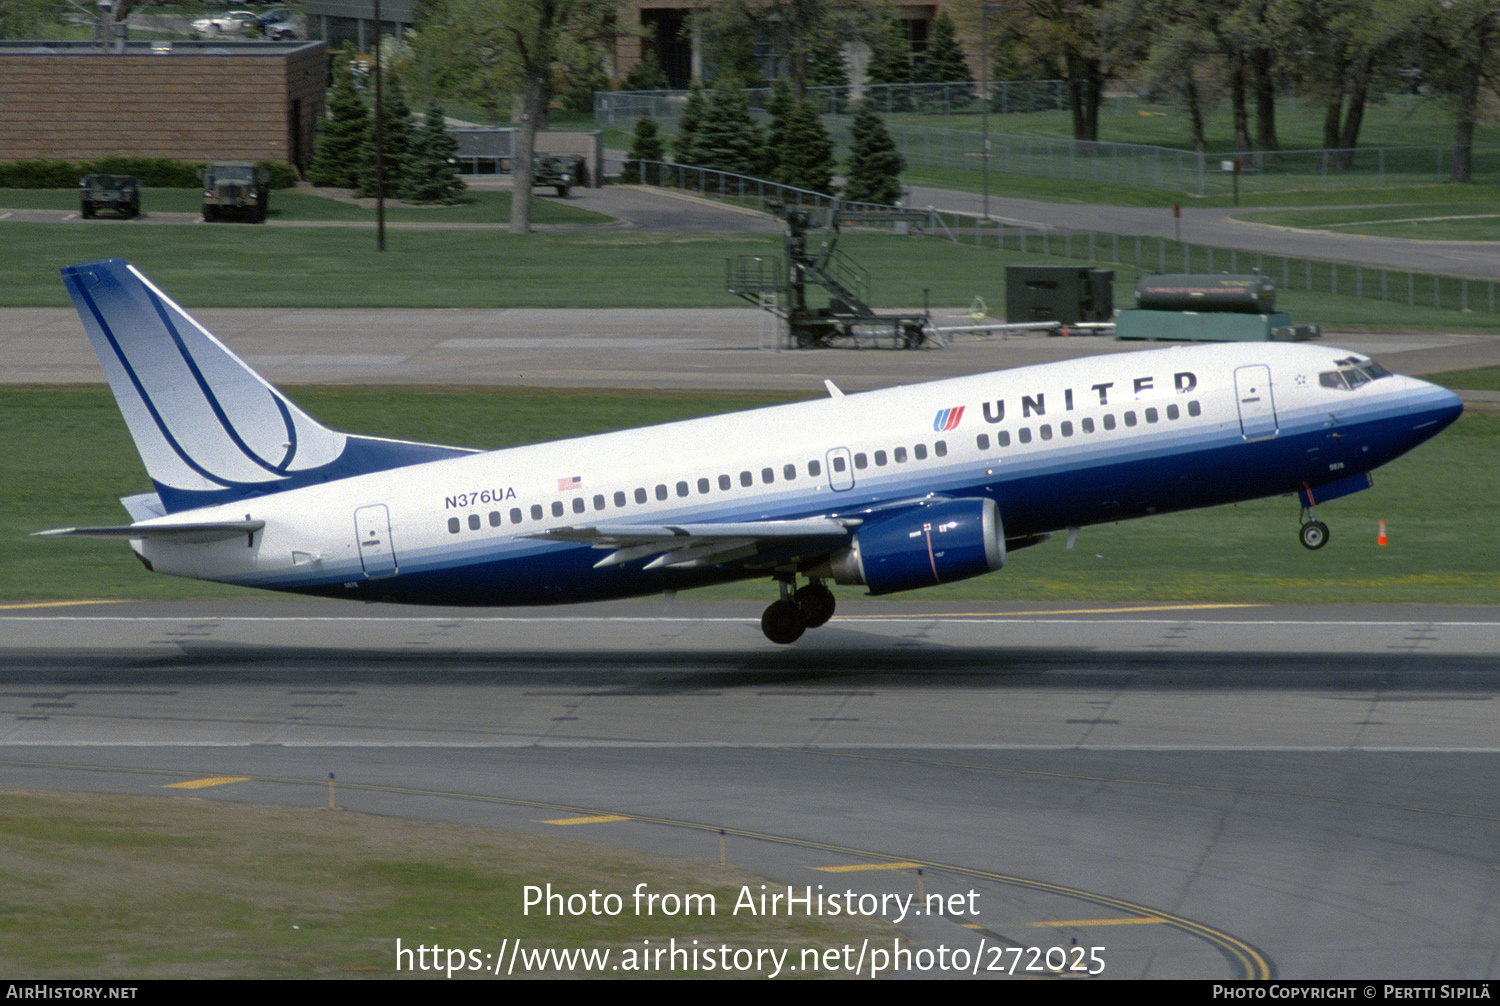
[760,577,837,644]
[1299,505,1330,550]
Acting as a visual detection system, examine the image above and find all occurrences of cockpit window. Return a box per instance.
[1318,357,1391,391]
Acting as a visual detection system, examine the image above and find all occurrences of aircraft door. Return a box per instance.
[825,447,854,491]
[354,504,398,578]
[1234,365,1279,440]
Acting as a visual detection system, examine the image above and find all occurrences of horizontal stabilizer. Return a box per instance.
[34,519,264,544]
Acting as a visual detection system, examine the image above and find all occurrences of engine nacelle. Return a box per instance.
[812,497,1005,596]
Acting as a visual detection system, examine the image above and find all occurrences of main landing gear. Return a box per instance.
[760,577,836,644]
[1299,505,1330,550]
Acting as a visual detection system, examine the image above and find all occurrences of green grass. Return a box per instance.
[6,384,1497,607]
[881,91,1498,155]
[1235,203,1500,241]
[1431,366,1500,391]
[6,224,1499,331]
[0,791,888,978]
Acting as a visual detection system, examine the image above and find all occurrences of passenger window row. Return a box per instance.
[445,439,952,535]
[973,401,1202,451]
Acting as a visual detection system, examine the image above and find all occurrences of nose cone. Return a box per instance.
[1404,376,1463,443]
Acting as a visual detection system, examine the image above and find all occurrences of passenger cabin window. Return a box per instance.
[808,460,822,477]
[634,488,647,504]
[719,474,732,490]
[655,484,668,501]
[914,444,927,460]
[572,497,586,513]
[783,463,796,480]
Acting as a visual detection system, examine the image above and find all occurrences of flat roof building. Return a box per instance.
[0,39,327,171]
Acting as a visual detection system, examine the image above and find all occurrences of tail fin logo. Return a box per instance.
[62,261,347,503]
[933,406,965,432]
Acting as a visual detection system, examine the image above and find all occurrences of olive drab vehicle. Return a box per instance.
[201,162,270,222]
[79,175,140,219]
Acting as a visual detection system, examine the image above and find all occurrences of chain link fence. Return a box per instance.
[599,84,1500,197]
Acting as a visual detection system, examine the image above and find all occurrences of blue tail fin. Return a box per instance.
[63,260,476,513]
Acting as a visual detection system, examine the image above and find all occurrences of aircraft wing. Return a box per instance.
[34,520,264,545]
[526,517,858,570]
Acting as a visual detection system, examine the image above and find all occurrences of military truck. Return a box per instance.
[201,161,270,222]
[79,175,140,219]
[532,154,582,198]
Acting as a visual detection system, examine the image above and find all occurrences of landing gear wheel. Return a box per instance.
[792,583,835,628]
[761,599,806,645]
[1300,520,1330,550]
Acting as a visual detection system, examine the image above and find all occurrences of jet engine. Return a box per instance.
[810,497,1005,595]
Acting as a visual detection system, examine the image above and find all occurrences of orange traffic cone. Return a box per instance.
[1377,520,1388,546]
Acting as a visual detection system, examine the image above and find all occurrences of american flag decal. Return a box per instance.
[557,476,581,491]
[933,406,964,432]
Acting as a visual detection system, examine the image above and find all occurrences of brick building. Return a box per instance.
[0,39,327,171]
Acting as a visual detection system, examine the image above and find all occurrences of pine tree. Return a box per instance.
[774,98,835,195]
[621,116,665,183]
[692,81,762,177]
[843,103,905,206]
[402,105,467,203]
[760,78,794,178]
[912,11,972,113]
[673,83,705,165]
[308,64,369,188]
[915,12,972,86]
[355,72,418,199]
[864,18,913,112]
[806,36,850,114]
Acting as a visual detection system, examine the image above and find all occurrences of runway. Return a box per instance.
[4,601,1499,978]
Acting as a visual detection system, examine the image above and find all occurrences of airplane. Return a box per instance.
[37,259,1464,644]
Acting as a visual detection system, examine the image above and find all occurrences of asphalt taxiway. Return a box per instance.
[4,599,1500,978]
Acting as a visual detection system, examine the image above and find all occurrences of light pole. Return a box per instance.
[980,3,995,220]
